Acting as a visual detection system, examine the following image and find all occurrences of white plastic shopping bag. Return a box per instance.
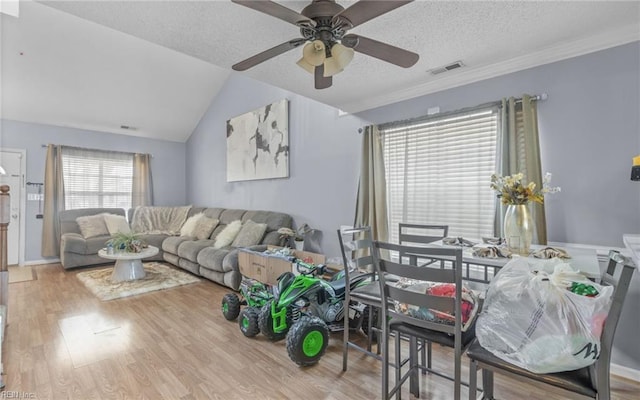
[476,257,612,373]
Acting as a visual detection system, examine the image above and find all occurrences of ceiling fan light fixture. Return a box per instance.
[322,57,343,77]
[331,43,354,69]
[231,0,419,89]
[296,57,316,74]
[301,39,326,66]
[322,43,354,77]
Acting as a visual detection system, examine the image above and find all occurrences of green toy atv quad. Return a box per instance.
[221,278,273,337]
[258,260,375,366]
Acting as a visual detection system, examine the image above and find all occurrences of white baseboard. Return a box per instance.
[23,258,60,266]
[611,363,640,382]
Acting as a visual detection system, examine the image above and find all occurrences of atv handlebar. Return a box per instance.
[295,260,326,277]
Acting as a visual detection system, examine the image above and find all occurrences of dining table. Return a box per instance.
[418,239,602,285]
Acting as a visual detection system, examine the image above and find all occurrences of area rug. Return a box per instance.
[8,266,35,283]
[76,262,200,301]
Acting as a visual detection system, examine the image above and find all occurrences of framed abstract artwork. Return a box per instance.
[226,99,289,182]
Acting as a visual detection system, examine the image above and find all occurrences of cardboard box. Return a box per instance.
[238,246,325,286]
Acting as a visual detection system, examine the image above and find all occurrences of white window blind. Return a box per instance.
[382,107,499,244]
[62,147,133,210]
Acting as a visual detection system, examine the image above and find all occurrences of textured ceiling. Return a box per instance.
[2,1,639,142]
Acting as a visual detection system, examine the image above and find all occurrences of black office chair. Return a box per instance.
[374,241,476,400]
[398,223,449,266]
[467,250,636,400]
[337,226,382,371]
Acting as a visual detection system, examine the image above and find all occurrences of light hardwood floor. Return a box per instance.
[3,263,639,399]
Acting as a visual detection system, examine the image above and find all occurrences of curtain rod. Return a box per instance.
[514,92,548,103]
[362,92,548,133]
[41,144,152,158]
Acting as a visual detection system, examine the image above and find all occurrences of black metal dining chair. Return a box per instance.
[398,223,449,266]
[337,225,383,371]
[374,240,475,400]
[466,250,636,400]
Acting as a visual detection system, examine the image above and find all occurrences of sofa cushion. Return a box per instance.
[194,217,219,240]
[232,220,267,248]
[198,247,231,273]
[261,230,283,246]
[62,233,110,255]
[76,214,109,239]
[104,214,131,235]
[202,208,225,220]
[178,240,215,262]
[60,208,125,236]
[219,209,247,225]
[242,210,293,233]
[135,233,169,250]
[214,220,242,249]
[180,213,204,237]
[162,236,193,254]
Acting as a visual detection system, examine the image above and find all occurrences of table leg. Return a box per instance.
[111,259,146,282]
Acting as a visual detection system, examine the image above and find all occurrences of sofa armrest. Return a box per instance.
[261,231,285,247]
[243,244,269,253]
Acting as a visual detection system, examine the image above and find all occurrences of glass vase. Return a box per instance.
[294,239,304,251]
[504,204,533,255]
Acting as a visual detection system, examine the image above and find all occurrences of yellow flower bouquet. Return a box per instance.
[490,172,560,205]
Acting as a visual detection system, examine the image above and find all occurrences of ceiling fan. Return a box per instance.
[231,0,420,89]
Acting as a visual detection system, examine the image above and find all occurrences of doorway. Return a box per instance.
[0,149,26,266]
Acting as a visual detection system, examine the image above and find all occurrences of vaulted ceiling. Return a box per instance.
[2,1,639,142]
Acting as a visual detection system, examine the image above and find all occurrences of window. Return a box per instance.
[62,147,133,209]
[382,106,499,243]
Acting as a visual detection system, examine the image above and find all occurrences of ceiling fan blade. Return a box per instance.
[333,0,413,29]
[232,0,315,27]
[342,34,419,68]
[232,38,307,71]
[315,65,332,89]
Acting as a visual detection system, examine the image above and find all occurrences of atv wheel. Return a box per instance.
[222,293,241,321]
[239,307,260,337]
[258,300,288,341]
[286,316,329,366]
[362,306,379,343]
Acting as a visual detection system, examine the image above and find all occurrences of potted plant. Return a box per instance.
[106,232,147,253]
[278,225,310,251]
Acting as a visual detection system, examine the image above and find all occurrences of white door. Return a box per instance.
[0,150,23,266]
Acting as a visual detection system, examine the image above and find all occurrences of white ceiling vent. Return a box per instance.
[429,61,465,75]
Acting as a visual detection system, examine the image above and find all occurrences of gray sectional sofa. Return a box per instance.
[58,206,292,290]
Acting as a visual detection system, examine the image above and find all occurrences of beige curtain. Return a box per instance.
[132,153,153,207]
[354,125,389,241]
[41,145,65,257]
[495,95,547,244]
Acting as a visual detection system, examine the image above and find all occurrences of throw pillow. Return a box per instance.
[213,220,243,249]
[180,213,204,237]
[76,214,109,239]
[103,214,131,235]
[232,220,268,248]
[194,217,219,240]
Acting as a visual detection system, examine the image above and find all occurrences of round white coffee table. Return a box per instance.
[98,245,159,283]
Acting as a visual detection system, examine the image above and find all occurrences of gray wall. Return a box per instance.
[0,119,187,262]
[186,42,640,371]
[186,74,368,260]
[357,42,640,249]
